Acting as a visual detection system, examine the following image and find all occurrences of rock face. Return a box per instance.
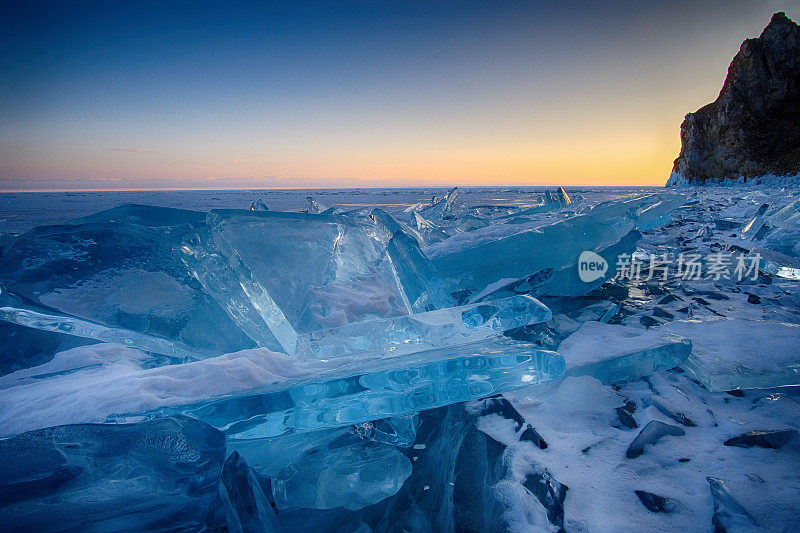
[668,12,800,185]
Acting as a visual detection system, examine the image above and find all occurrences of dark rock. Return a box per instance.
[726,389,745,397]
[708,477,756,532]
[522,469,569,530]
[669,12,800,184]
[747,293,762,304]
[634,490,674,513]
[658,294,681,305]
[678,458,690,463]
[640,316,661,328]
[616,401,638,429]
[653,307,675,320]
[476,396,548,449]
[626,421,686,459]
[724,429,797,449]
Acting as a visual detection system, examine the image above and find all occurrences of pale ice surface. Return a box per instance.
[2,185,800,531]
[0,339,564,439]
[664,318,800,391]
[558,321,691,384]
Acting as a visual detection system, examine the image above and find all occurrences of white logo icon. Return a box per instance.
[578,251,608,282]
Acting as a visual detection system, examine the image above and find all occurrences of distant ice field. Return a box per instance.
[0,186,659,234]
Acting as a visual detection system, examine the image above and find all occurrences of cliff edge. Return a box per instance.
[668,12,800,186]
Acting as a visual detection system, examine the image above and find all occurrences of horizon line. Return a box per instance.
[0,183,666,193]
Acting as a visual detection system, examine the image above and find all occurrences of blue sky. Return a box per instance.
[1,1,797,190]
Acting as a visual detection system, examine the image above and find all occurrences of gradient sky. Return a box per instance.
[1,1,798,190]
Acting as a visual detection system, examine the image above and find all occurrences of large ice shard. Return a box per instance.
[207,451,280,532]
[179,231,285,351]
[418,186,462,221]
[203,209,411,354]
[197,208,555,363]
[0,205,256,360]
[0,416,226,532]
[295,294,552,361]
[663,318,800,390]
[558,321,692,384]
[741,197,800,259]
[271,440,412,511]
[0,338,564,439]
[370,208,452,311]
[307,196,330,214]
[0,288,210,361]
[427,194,685,298]
[155,338,565,440]
[708,477,756,531]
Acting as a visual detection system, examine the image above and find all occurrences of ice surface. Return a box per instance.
[558,321,692,384]
[0,338,564,439]
[3,186,800,530]
[204,209,412,353]
[295,294,551,361]
[271,440,412,510]
[0,205,255,360]
[164,338,564,440]
[208,451,279,532]
[663,318,800,390]
[0,415,225,532]
[427,193,684,298]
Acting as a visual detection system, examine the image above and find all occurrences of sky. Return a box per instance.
[1,0,798,191]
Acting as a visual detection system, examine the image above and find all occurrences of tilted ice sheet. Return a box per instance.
[663,318,800,391]
[205,209,412,353]
[295,294,551,361]
[0,205,256,360]
[0,338,564,439]
[426,194,684,298]
[158,338,565,440]
[558,321,692,384]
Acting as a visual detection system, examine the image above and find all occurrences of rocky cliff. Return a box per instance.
[668,12,800,186]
